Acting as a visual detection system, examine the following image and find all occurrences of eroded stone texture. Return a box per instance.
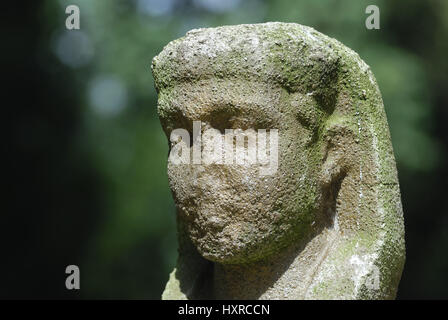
[151,22,405,300]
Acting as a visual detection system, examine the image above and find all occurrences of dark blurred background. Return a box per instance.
[5,0,447,299]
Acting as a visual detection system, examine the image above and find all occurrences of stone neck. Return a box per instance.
[212,228,335,299]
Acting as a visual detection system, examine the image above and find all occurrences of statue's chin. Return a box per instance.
[190,230,277,265]
[190,220,314,265]
[197,246,260,265]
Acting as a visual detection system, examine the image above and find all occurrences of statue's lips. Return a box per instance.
[202,215,227,230]
[185,209,230,232]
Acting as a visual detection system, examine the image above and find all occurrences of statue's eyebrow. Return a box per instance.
[158,80,284,125]
[165,96,277,121]
[157,92,193,122]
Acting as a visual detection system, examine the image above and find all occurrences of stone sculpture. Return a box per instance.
[151,22,405,299]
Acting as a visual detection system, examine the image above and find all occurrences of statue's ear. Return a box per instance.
[320,115,357,188]
[318,115,358,228]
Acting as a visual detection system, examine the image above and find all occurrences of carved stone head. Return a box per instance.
[152,22,405,299]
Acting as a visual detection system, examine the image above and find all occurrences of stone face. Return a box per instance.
[151,22,405,300]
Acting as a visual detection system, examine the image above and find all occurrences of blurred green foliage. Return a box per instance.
[31,0,447,298]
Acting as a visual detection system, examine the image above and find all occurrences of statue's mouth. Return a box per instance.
[202,215,226,231]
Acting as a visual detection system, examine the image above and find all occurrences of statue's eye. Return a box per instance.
[205,105,275,133]
[159,108,193,139]
[202,106,240,134]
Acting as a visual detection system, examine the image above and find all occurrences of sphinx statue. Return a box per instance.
[151,22,405,299]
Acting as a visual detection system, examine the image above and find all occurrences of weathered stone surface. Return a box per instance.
[151,22,405,300]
